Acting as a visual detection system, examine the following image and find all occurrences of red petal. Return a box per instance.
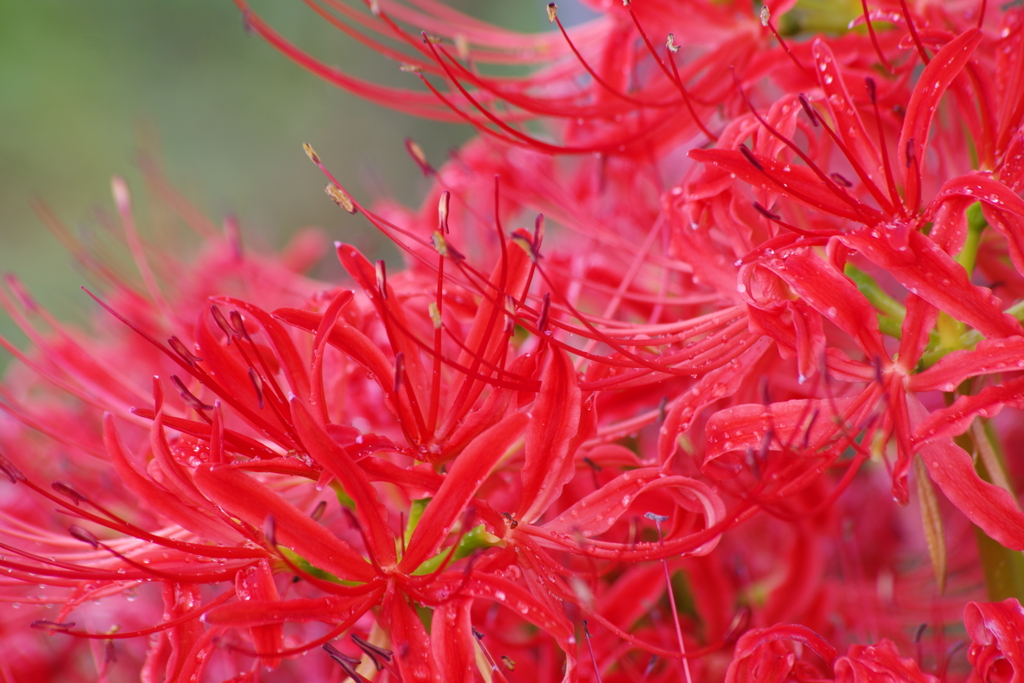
[399,412,529,572]
[516,348,581,523]
[840,228,1023,339]
[658,337,773,463]
[541,467,725,559]
[236,559,284,669]
[430,600,475,683]
[192,463,376,582]
[386,590,439,683]
[909,396,1024,550]
[914,375,1024,446]
[762,247,885,360]
[290,397,397,569]
[104,414,241,545]
[725,624,837,683]
[704,394,874,479]
[898,28,982,211]
[689,148,870,222]
[834,639,937,683]
[964,599,1024,681]
[204,589,381,627]
[909,337,1024,392]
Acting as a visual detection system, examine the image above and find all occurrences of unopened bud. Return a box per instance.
[325,184,356,214]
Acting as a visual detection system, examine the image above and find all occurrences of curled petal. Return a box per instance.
[964,598,1024,682]
[725,624,837,683]
[537,467,725,559]
[834,639,938,683]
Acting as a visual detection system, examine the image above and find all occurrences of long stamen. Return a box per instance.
[898,0,930,64]
[645,512,694,683]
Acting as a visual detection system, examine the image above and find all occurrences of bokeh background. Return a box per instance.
[0,0,596,362]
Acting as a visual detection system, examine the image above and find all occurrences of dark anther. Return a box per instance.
[0,453,26,484]
[753,202,781,220]
[248,368,264,410]
[228,311,252,343]
[501,655,516,671]
[797,94,818,126]
[210,305,235,344]
[906,138,916,168]
[830,172,853,188]
[394,352,405,396]
[582,457,602,472]
[658,395,669,423]
[472,627,485,641]
[352,633,392,670]
[324,642,364,681]
[738,144,764,171]
[30,620,75,632]
[52,481,85,505]
[170,375,214,412]
[310,500,327,522]
[168,336,203,367]
[915,623,928,643]
[537,292,552,334]
[865,77,877,105]
[68,525,100,548]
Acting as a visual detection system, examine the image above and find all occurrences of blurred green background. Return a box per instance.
[0,0,575,360]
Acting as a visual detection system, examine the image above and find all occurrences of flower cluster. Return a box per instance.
[3,0,1024,681]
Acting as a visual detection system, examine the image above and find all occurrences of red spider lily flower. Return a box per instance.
[9,0,1024,681]
[684,17,1024,554]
